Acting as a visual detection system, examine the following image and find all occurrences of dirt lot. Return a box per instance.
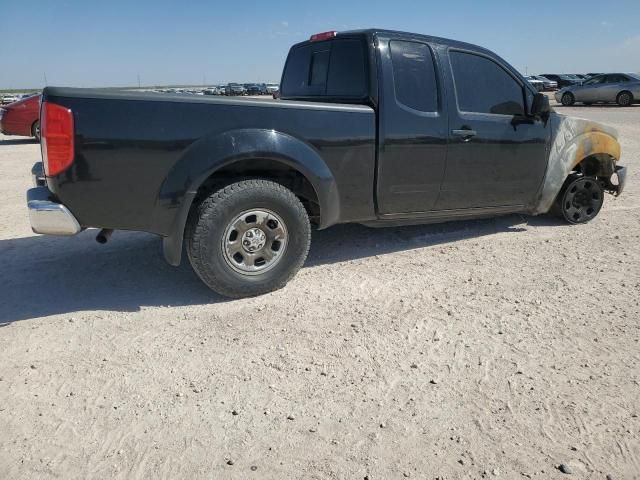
[1,102,639,480]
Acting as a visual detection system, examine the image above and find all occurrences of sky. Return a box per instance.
[1,0,639,89]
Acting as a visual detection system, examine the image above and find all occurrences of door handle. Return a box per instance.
[451,129,477,141]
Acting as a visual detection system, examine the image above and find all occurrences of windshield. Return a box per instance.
[628,73,640,80]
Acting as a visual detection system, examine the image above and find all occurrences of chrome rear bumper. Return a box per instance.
[27,186,81,236]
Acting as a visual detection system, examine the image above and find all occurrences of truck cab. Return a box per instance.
[281,29,549,217]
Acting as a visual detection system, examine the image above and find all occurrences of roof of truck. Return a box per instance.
[301,28,494,56]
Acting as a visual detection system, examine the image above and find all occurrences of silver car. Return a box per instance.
[555,73,640,107]
[525,76,544,92]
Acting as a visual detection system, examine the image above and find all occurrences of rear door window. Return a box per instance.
[281,38,367,99]
[450,51,525,116]
[606,74,628,83]
[389,40,438,112]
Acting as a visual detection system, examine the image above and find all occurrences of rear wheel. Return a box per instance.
[186,179,311,298]
[616,91,633,107]
[561,92,575,106]
[553,174,604,224]
[31,121,40,141]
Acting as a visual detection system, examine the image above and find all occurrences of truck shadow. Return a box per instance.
[0,137,38,145]
[0,214,563,324]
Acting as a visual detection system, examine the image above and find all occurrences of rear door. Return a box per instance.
[435,49,549,210]
[600,74,629,101]
[375,36,448,213]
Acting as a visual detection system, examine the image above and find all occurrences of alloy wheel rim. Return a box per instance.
[222,209,288,275]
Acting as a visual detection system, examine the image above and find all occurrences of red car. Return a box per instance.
[0,94,41,140]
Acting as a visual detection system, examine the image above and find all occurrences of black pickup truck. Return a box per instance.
[28,29,626,297]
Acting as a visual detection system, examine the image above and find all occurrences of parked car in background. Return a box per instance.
[555,73,640,106]
[245,84,267,95]
[540,74,581,88]
[1,94,20,105]
[530,75,558,91]
[26,29,626,298]
[203,86,223,95]
[265,83,280,94]
[525,76,544,91]
[0,93,41,139]
[225,83,247,95]
[586,73,603,79]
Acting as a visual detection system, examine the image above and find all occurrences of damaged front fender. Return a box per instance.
[532,114,623,214]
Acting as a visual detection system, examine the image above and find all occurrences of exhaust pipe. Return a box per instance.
[96,228,114,244]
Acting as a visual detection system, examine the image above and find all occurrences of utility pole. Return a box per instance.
[43,72,48,86]
[137,73,141,88]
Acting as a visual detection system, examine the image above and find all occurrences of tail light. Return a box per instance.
[310,31,337,42]
[41,101,74,176]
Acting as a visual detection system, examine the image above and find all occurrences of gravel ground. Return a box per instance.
[0,102,639,479]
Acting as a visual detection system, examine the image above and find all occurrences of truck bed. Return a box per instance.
[42,87,376,235]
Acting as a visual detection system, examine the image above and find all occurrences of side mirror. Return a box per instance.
[530,93,551,117]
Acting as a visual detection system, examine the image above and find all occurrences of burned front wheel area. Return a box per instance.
[553,175,604,224]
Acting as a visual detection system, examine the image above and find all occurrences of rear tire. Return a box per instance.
[616,91,633,107]
[31,120,40,141]
[552,174,604,224]
[561,92,575,106]
[186,179,311,298]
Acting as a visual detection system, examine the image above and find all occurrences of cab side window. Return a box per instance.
[389,40,438,112]
[450,51,525,116]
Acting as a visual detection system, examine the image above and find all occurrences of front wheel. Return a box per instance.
[561,92,575,106]
[186,179,311,298]
[552,174,604,224]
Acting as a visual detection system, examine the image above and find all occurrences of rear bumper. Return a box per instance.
[27,183,81,236]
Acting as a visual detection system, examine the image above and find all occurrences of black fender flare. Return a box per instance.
[156,128,340,266]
